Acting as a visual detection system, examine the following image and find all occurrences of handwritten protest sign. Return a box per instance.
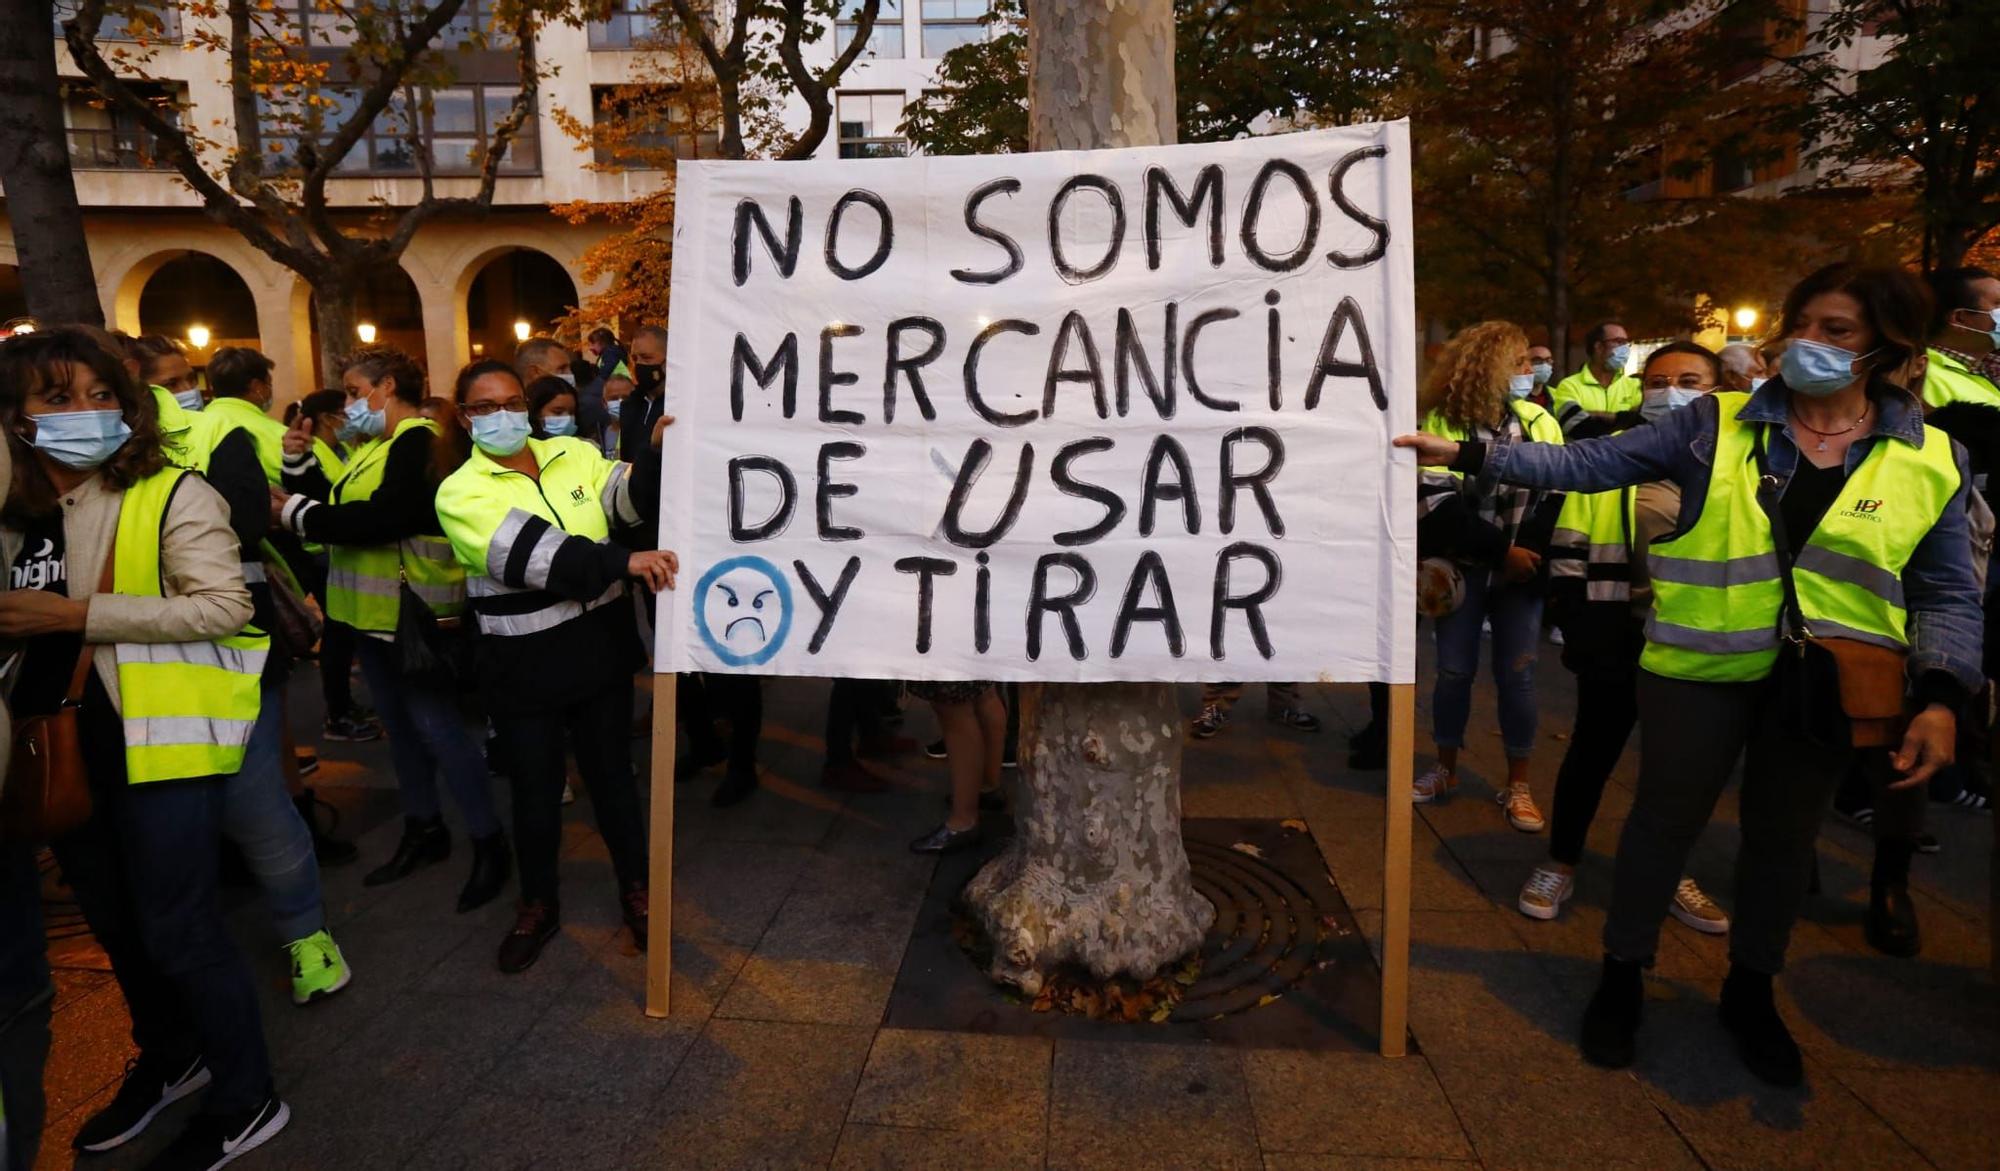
[657,123,1417,684]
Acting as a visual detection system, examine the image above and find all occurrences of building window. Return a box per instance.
[286,0,508,49]
[590,85,717,166]
[589,0,711,49]
[836,0,902,59]
[263,85,538,176]
[62,82,181,170]
[54,0,179,41]
[920,0,986,57]
[837,91,907,158]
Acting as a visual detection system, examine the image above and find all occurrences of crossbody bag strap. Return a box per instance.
[63,529,118,705]
[1750,424,1811,644]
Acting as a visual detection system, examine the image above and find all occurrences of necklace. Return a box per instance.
[1791,403,1871,453]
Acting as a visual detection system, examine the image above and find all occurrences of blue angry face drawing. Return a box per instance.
[693,555,792,667]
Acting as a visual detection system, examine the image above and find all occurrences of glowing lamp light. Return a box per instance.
[356,322,378,344]
[1733,307,1759,332]
[11,322,33,335]
[513,320,532,343]
[471,342,486,357]
[186,323,211,349]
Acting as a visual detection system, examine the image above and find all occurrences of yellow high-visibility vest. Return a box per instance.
[1641,392,1959,682]
[323,418,465,635]
[1919,348,2000,409]
[113,467,267,783]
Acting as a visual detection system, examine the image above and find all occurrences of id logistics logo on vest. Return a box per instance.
[1840,497,1886,523]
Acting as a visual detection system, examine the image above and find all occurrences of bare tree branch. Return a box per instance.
[775,0,878,160]
[64,0,324,273]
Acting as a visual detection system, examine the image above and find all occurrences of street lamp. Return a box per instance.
[356,322,378,344]
[513,320,532,343]
[186,324,211,350]
[1733,307,1759,332]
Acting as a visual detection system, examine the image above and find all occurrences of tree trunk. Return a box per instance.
[963,683,1210,995]
[313,277,357,388]
[963,0,1212,996]
[0,0,106,326]
[1544,57,1572,369]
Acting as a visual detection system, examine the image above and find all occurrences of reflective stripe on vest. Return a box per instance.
[1550,486,1635,604]
[467,575,627,637]
[1640,392,1959,683]
[111,468,266,783]
[324,419,466,633]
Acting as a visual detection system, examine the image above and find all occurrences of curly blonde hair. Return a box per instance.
[1419,321,1528,431]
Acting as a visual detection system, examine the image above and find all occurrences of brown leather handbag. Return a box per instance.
[2,641,97,843]
[1,542,113,844]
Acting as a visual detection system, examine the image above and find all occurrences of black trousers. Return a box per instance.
[1610,671,1856,974]
[681,673,762,772]
[824,679,890,765]
[499,673,648,906]
[0,843,52,1171]
[1548,667,1641,867]
[51,677,274,1114]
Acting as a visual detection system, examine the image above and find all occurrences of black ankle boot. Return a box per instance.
[1866,837,1921,958]
[363,816,450,887]
[1718,964,1803,1087]
[457,830,512,912]
[1580,955,1644,1068]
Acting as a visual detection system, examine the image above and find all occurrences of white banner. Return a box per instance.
[658,123,1417,684]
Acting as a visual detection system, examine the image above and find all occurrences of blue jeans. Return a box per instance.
[52,678,274,1115]
[355,637,499,837]
[222,673,324,943]
[1431,568,1543,758]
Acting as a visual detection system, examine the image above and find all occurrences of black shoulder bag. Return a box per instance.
[1752,427,1909,750]
[394,541,469,690]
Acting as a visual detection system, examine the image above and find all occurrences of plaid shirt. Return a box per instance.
[1419,410,1546,556]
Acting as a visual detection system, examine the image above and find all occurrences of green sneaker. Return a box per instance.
[288,929,352,1006]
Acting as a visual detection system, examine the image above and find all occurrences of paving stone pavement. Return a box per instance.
[36,640,2000,1169]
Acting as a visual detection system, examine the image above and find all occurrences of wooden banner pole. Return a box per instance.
[1379,681,1415,1056]
[644,672,679,1019]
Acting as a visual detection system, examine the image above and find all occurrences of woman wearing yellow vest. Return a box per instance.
[0,330,289,1164]
[1397,264,1984,1087]
[273,345,509,913]
[1525,343,1730,933]
[1413,321,1566,834]
[434,361,675,972]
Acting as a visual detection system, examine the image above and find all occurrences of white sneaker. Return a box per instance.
[1517,865,1574,920]
[1500,783,1546,832]
[1413,765,1458,804]
[1668,876,1730,934]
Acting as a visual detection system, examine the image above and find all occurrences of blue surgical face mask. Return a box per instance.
[29,409,133,470]
[1781,337,1872,398]
[1749,376,1768,392]
[555,370,577,388]
[470,409,531,456]
[173,389,205,413]
[1507,372,1536,399]
[1605,344,1631,373]
[343,393,385,439]
[541,414,577,438]
[1957,308,2000,348]
[1640,387,1706,423]
[1530,361,1553,386]
[604,398,623,422]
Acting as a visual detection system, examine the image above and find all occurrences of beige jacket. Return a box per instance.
[1,468,251,715]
